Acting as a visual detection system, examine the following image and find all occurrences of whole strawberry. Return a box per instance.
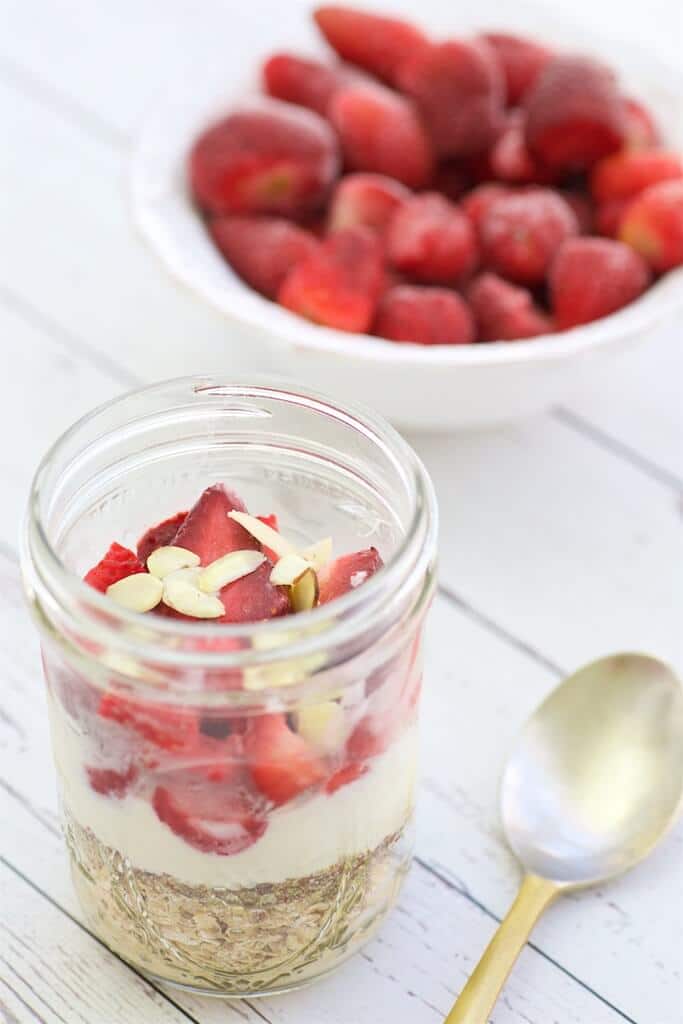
[374,285,475,345]
[591,150,683,204]
[550,237,651,328]
[481,32,554,105]
[481,188,578,284]
[619,179,683,271]
[208,217,320,298]
[314,5,429,85]
[386,193,478,283]
[467,273,551,341]
[462,184,513,235]
[328,173,410,234]
[262,53,350,115]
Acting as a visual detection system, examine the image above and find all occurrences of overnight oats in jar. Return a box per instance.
[21,378,437,996]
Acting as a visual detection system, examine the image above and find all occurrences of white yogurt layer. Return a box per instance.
[48,696,417,888]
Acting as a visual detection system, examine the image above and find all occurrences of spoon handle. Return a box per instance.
[444,874,559,1024]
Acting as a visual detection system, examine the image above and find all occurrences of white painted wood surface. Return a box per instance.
[1,2,681,1023]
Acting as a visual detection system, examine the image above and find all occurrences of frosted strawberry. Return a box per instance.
[489,111,556,185]
[467,273,551,341]
[313,5,429,84]
[245,714,326,806]
[137,511,188,564]
[262,53,348,115]
[623,98,659,149]
[386,193,478,284]
[481,188,578,284]
[560,191,595,235]
[550,237,651,328]
[461,183,513,235]
[328,173,410,235]
[172,484,257,565]
[590,150,683,204]
[618,179,683,271]
[481,32,553,105]
[189,99,339,217]
[318,547,383,605]
[209,216,320,299]
[98,693,200,752]
[374,285,475,345]
[84,542,145,592]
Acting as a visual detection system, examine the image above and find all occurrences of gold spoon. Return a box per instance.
[445,653,683,1024]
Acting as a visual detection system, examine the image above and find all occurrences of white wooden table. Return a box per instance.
[1,2,681,1022]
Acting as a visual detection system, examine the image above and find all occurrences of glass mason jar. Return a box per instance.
[21,378,437,997]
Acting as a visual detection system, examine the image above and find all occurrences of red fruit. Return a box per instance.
[560,191,594,235]
[590,150,683,204]
[325,762,368,794]
[209,216,320,299]
[318,547,383,605]
[99,693,200,752]
[595,198,628,237]
[398,39,505,158]
[386,193,478,284]
[172,484,257,565]
[84,542,145,593]
[374,285,475,345]
[314,5,428,84]
[550,237,651,328]
[461,183,513,235]
[346,716,391,761]
[489,111,555,185]
[624,98,659,150]
[137,511,188,565]
[481,32,553,105]
[86,764,138,798]
[219,561,290,623]
[152,766,267,855]
[263,53,347,116]
[467,272,551,341]
[245,714,326,805]
[619,180,683,271]
[481,188,578,284]
[189,99,339,217]
[278,226,385,332]
[524,56,627,171]
[328,82,434,189]
[328,173,410,234]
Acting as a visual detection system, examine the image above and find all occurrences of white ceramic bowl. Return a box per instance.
[131,0,683,431]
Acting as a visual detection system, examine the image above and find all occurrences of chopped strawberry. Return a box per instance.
[325,762,368,794]
[481,32,554,105]
[595,198,628,237]
[152,766,267,855]
[346,716,391,761]
[244,714,326,805]
[262,53,348,115]
[623,98,659,150]
[590,150,683,204]
[374,285,475,345]
[550,237,651,329]
[98,692,200,752]
[189,99,339,217]
[489,110,556,185]
[328,82,434,189]
[461,183,513,235]
[386,193,478,284]
[257,513,281,563]
[208,216,320,299]
[313,6,429,85]
[219,561,290,623]
[84,542,145,593]
[318,547,383,605]
[137,511,188,564]
[524,56,627,172]
[560,190,595,235]
[397,39,505,159]
[328,173,410,235]
[86,764,138,798]
[619,179,683,272]
[467,272,551,341]
[172,484,257,565]
[481,188,578,284]
[278,226,385,332]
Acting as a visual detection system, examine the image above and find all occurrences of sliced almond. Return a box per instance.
[291,566,319,612]
[198,550,266,593]
[162,576,224,619]
[270,553,312,587]
[227,510,295,559]
[146,545,200,579]
[300,537,333,571]
[164,566,201,586]
[106,573,163,612]
[296,701,347,753]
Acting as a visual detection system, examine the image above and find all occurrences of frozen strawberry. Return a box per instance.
[624,98,659,150]
[398,39,505,159]
[318,547,383,605]
[325,761,368,794]
[314,5,428,84]
[595,198,627,237]
[374,285,475,345]
[560,190,594,235]
[245,714,326,805]
[467,272,551,341]
[172,484,258,565]
[257,513,281,563]
[278,226,385,332]
[461,183,513,235]
[524,56,627,171]
[481,188,578,284]
[219,561,290,623]
[328,173,410,234]
[386,193,478,284]
[189,99,339,217]
[590,150,683,204]
[346,716,392,761]
[99,693,200,752]
[209,216,320,299]
[432,163,469,201]
[86,764,138,798]
[550,237,651,328]
[328,82,434,189]
[137,511,188,564]
[84,542,145,593]
[153,763,267,855]
[481,32,553,105]
[489,110,556,184]
[263,53,347,115]
[619,179,683,271]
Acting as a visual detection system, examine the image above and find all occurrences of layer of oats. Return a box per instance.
[64,811,412,995]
